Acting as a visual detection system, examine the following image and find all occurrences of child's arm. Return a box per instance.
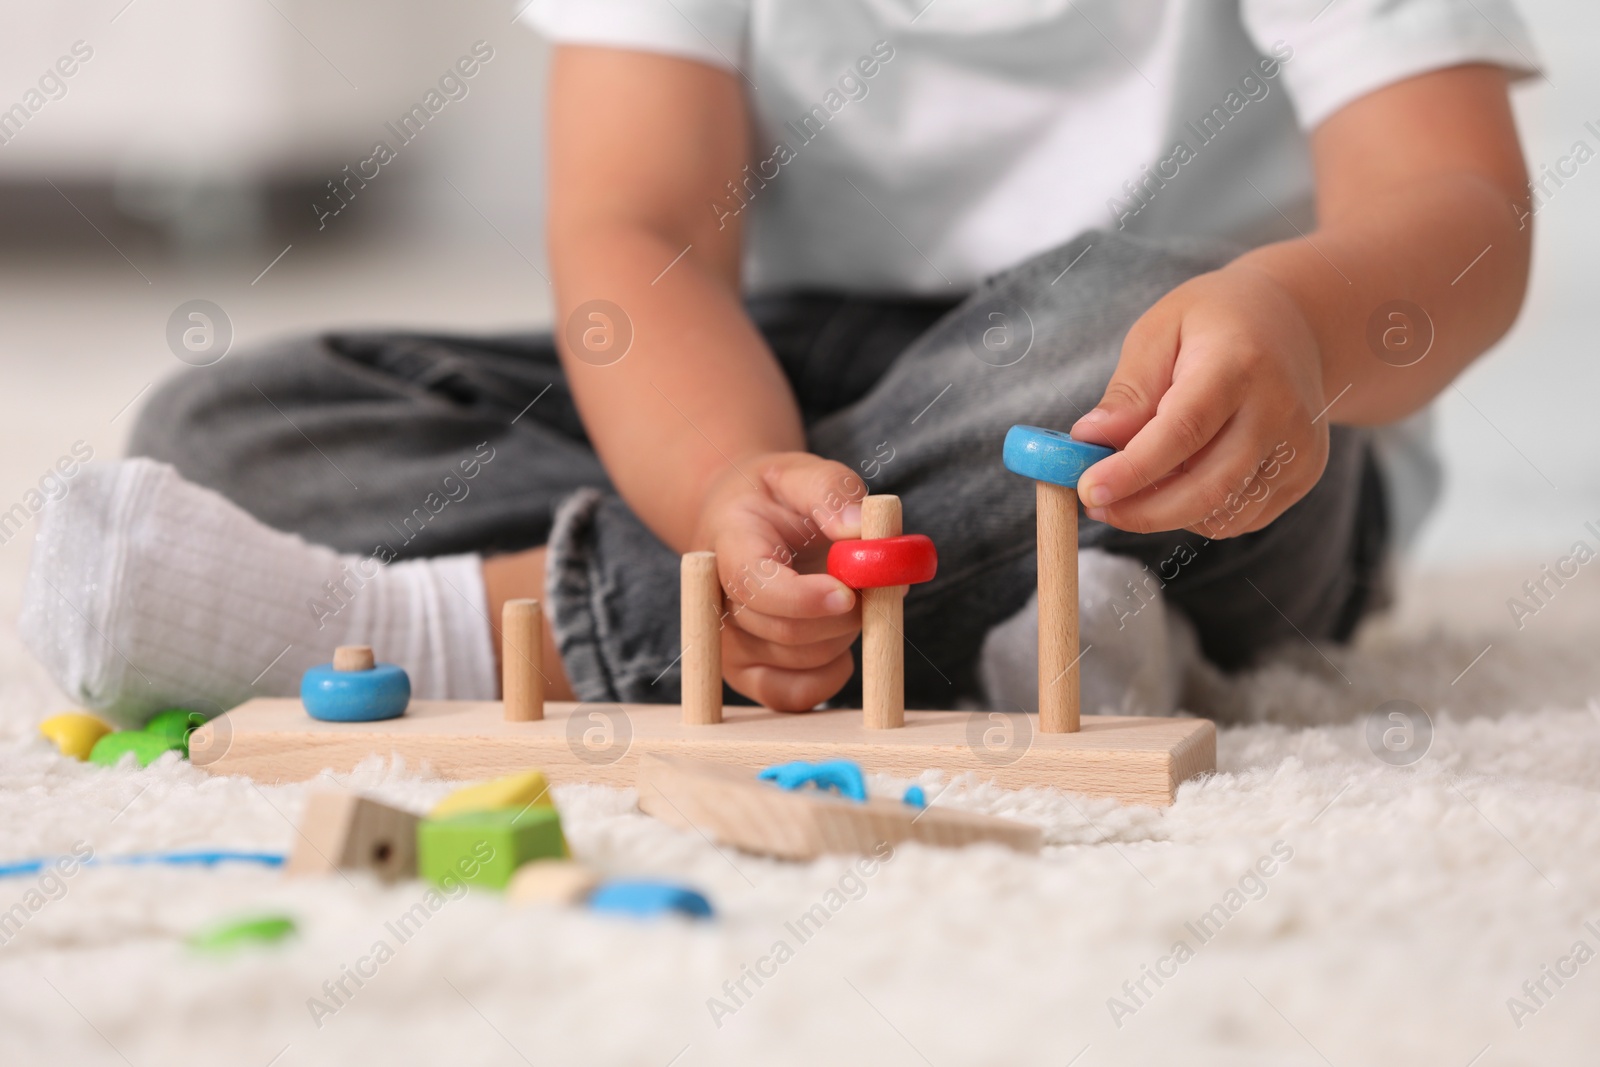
[549,47,864,711]
[1073,64,1531,536]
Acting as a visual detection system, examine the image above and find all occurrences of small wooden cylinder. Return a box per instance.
[1037,481,1080,733]
[333,645,374,672]
[502,598,543,722]
[681,551,723,725]
[861,495,905,730]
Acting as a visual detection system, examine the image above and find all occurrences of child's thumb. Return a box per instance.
[1072,345,1171,449]
[764,456,867,542]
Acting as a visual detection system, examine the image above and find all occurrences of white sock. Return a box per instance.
[978,548,1195,717]
[21,458,498,727]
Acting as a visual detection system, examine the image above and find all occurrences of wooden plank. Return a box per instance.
[637,753,1041,859]
[191,699,1215,806]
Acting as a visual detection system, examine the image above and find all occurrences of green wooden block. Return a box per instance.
[417,807,567,891]
[89,730,185,768]
[144,709,208,756]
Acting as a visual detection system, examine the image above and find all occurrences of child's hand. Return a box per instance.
[1071,263,1330,537]
[690,453,866,711]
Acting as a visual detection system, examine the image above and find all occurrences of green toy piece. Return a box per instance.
[188,914,298,953]
[417,807,567,891]
[143,709,208,756]
[89,730,185,768]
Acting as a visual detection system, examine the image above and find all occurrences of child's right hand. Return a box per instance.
[689,453,867,711]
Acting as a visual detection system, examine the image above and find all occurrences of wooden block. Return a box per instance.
[430,769,551,818]
[418,807,567,890]
[680,551,722,725]
[638,753,1041,860]
[860,495,905,730]
[192,701,1215,807]
[507,859,602,906]
[333,645,375,672]
[1037,480,1080,734]
[502,599,543,722]
[285,791,419,883]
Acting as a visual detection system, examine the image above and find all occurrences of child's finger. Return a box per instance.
[1077,369,1241,509]
[727,602,860,645]
[717,521,856,620]
[726,652,856,713]
[761,456,867,541]
[724,626,858,673]
[1085,420,1267,535]
[1070,304,1181,450]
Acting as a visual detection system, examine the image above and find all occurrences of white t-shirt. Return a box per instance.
[521,0,1539,550]
[522,0,1537,297]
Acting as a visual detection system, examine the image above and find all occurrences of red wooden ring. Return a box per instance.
[826,534,938,590]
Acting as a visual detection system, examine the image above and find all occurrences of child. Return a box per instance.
[23,0,1537,724]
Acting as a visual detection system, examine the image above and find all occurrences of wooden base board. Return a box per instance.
[190,699,1215,807]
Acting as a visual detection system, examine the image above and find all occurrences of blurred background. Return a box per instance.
[0,0,1590,583]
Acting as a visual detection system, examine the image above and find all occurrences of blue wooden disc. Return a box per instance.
[300,662,410,722]
[1002,425,1115,488]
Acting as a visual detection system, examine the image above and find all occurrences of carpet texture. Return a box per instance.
[3,553,1599,1066]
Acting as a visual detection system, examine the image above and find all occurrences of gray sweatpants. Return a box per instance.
[129,230,1386,708]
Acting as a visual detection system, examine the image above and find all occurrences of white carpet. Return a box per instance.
[4,551,1600,1066]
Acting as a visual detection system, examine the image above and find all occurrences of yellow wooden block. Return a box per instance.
[506,859,602,906]
[429,769,552,819]
[39,712,114,761]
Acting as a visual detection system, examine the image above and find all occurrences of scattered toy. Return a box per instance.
[418,806,567,891]
[38,712,112,760]
[89,730,185,768]
[430,769,551,819]
[286,791,419,883]
[588,878,712,920]
[507,858,602,906]
[902,785,927,808]
[759,759,868,802]
[188,914,297,953]
[641,753,1041,860]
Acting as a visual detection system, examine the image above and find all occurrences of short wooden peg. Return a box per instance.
[681,551,723,725]
[1037,481,1080,734]
[332,645,374,672]
[860,495,905,730]
[503,598,544,723]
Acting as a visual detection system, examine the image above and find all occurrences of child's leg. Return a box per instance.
[24,332,597,722]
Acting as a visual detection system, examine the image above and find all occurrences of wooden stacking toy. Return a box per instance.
[192,429,1215,807]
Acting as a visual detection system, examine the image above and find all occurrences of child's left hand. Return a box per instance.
[1070,263,1331,537]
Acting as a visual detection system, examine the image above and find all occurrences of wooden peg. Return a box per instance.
[286,791,419,883]
[861,495,904,729]
[333,645,374,672]
[681,551,723,724]
[503,598,544,722]
[1037,481,1079,733]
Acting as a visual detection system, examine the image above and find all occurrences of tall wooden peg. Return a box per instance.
[826,498,939,730]
[681,551,723,725]
[860,496,905,729]
[1002,426,1115,734]
[503,598,544,722]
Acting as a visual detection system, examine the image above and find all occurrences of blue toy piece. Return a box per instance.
[300,662,410,722]
[902,785,927,808]
[1002,425,1115,488]
[588,878,713,920]
[758,759,868,803]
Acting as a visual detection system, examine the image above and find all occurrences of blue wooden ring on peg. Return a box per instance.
[1002,425,1115,488]
[301,663,410,722]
